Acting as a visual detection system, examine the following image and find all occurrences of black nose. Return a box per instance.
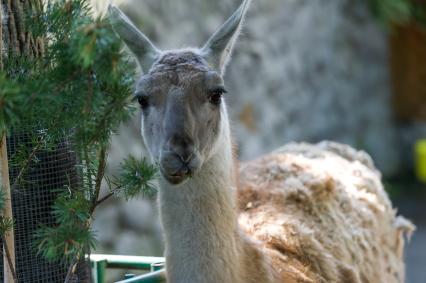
[168,134,194,164]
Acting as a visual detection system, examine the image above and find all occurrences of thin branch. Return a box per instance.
[9,138,43,191]
[83,70,93,114]
[2,236,17,282]
[1,134,17,283]
[9,106,70,192]
[64,258,77,283]
[93,184,123,209]
[89,146,107,215]
[94,192,114,208]
[83,149,93,194]
[0,0,3,70]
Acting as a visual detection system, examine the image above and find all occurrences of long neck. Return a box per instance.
[158,111,241,283]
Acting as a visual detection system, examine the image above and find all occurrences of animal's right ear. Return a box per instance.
[201,0,251,75]
[108,5,160,73]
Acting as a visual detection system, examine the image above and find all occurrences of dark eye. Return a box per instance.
[208,88,227,105]
[137,96,149,109]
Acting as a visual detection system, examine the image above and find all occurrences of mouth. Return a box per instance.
[160,167,192,185]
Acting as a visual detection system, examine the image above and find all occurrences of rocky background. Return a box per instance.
[90,0,426,282]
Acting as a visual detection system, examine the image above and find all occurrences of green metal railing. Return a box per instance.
[90,254,166,283]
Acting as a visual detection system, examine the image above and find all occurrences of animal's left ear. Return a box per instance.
[201,0,251,75]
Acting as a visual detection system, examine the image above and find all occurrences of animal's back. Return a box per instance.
[237,141,414,283]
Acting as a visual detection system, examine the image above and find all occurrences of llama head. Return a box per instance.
[108,0,250,185]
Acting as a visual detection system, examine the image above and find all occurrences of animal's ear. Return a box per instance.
[108,5,160,73]
[201,0,251,75]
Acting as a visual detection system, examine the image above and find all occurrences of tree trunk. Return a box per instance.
[1,0,44,59]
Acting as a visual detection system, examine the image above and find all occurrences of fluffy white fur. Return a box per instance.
[157,106,273,283]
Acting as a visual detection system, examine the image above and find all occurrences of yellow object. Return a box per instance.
[415,139,426,183]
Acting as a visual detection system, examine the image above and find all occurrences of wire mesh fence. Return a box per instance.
[0,131,91,282]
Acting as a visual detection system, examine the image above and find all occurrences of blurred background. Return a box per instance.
[89,0,426,282]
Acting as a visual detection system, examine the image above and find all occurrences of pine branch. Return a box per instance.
[93,157,158,210]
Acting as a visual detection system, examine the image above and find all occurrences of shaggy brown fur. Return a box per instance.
[237,141,414,283]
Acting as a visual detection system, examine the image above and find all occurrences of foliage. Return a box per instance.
[0,217,14,238]
[0,0,157,267]
[0,188,14,236]
[106,156,158,200]
[369,0,426,25]
[0,75,22,135]
[33,192,95,262]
